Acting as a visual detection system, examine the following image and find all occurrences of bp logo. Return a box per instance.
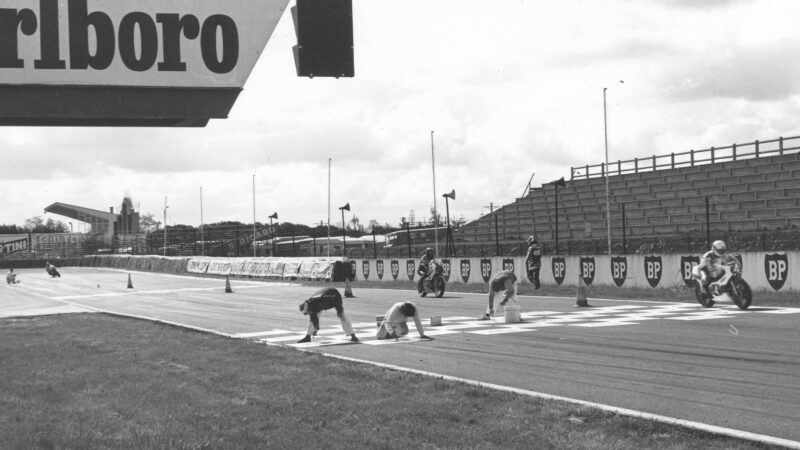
[680,255,700,287]
[502,258,514,273]
[480,258,492,283]
[460,259,471,283]
[552,256,566,286]
[362,260,370,280]
[441,259,452,282]
[349,260,357,281]
[764,253,789,291]
[610,256,627,287]
[406,259,415,281]
[644,255,662,287]
[579,256,595,285]
[390,259,399,280]
[376,260,385,280]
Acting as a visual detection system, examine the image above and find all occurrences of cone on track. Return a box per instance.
[575,276,590,307]
[225,275,233,294]
[344,278,354,298]
[127,273,134,289]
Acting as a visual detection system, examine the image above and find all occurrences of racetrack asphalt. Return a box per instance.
[2,267,799,446]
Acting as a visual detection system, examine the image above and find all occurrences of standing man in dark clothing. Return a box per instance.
[297,287,359,343]
[525,235,542,289]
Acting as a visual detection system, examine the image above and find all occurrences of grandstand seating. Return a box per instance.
[456,146,800,247]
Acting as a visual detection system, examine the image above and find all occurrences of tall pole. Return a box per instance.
[554,187,559,254]
[163,196,168,256]
[430,130,439,256]
[341,208,346,257]
[327,158,331,258]
[252,174,256,257]
[200,186,204,256]
[603,87,612,256]
[444,196,451,257]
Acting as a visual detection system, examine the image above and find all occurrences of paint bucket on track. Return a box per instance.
[504,305,521,323]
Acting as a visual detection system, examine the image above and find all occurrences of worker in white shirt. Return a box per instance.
[376,302,433,341]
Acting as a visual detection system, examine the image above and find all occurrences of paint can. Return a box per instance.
[504,305,521,323]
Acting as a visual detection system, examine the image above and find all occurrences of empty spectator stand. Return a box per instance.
[456,136,800,252]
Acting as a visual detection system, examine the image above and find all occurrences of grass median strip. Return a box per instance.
[0,313,778,449]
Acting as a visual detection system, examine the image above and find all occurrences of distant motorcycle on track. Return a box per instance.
[417,261,446,298]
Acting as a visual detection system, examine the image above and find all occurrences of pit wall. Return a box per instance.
[349,252,798,293]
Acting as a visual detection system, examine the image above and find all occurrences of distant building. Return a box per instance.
[44,195,140,242]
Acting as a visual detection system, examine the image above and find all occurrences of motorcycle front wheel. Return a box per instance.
[694,281,714,308]
[434,277,446,298]
[417,279,427,297]
[732,279,752,310]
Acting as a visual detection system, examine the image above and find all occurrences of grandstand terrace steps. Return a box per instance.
[781,159,800,171]
[753,218,790,230]
[669,213,695,224]
[776,206,800,218]
[775,178,800,189]
[747,208,779,220]
[767,197,800,209]
[676,223,701,233]
[459,146,799,244]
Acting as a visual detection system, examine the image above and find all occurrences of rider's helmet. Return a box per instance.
[711,240,726,256]
[527,235,537,246]
[425,247,434,258]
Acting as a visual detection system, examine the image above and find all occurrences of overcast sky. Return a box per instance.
[2,0,800,231]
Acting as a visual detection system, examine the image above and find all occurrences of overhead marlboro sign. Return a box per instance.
[0,0,289,126]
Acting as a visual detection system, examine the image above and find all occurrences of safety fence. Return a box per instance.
[571,135,800,180]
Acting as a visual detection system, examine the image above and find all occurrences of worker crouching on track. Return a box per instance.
[483,270,518,319]
[377,302,432,341]
[298,288,359,343]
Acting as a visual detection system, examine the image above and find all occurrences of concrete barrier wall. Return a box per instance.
[185,257,348,281]
[350,251,798,292]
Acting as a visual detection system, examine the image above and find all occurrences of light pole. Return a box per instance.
[552,177,565,254]
[603,81,623,256]
[339,203,350,257]
[163,196,168,256]
[430,130,439,256]
[442,189,456,257]
[269,212,278,256]
[200,186,204,256]
[252,174,256,257]
[327,158,331,258]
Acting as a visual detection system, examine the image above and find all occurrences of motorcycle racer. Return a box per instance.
[695,240,739,295]
[417,247,435,286]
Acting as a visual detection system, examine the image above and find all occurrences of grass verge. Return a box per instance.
[0,314,782,449]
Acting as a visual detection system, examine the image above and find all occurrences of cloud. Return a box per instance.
[661,40,800,101]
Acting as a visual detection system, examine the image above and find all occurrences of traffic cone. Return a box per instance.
[344,278,354,298]
[575,275,590,307]
[225,275,233,293]
[127,273,133,289]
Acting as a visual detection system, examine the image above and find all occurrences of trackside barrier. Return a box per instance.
[350,252,799,293]
[80,255,190,273]
[184,257,349,281]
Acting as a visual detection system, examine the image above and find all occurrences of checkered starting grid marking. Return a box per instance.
[234,304,800,348]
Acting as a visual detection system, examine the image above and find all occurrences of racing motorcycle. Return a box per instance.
[417,261,446,298]
[692,261,752,310]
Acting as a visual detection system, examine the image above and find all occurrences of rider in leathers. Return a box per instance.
[695,240,739,295]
